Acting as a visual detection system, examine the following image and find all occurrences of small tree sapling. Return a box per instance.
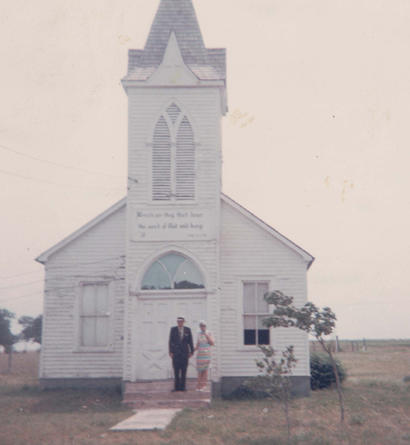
[263,291,346,424]
[257,345,297,443]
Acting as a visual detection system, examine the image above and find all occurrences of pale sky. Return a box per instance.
[0,0,409,339]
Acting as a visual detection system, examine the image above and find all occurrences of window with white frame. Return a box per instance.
[152,103,196,201]
[243,281,270,345]
[79,283,111,347]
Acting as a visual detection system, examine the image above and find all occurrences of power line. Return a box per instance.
[44,255,125,270]
[0,143,123,179]
[0,259,126,301]
[0,270,41,280]
[0,277,125,302]
[44,278,125,292]
[0,280,43,291]
[0,168,125,191]
[0,292,43,303]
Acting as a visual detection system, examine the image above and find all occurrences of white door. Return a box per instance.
[136,296,206,380]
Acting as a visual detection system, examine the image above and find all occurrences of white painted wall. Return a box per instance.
[219,200,310,377]
[40,206,126,379]
[39,194,310,381]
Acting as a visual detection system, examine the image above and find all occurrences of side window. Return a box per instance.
[243,281,270,346]
[79,283,111,347]
[152,104,196,201]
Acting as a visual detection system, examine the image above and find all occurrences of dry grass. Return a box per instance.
[0,350,39,384]
[0,341,409,445]
[336,341,410,384]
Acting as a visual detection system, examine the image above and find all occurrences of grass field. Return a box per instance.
[0,340,409,445]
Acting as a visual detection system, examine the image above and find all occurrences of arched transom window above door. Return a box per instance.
[141,253,204,290]
[152,103,196,202]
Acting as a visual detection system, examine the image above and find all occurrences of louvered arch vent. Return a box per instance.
[166,103,181,125]
[151,108,196,201]
[176,116,195,200]
[152,115,171,201]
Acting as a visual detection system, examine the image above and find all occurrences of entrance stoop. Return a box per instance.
[122,379,211,409]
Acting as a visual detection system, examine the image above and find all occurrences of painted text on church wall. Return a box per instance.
[132,208,216,241]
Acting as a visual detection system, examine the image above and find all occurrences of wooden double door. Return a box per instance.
[135,296,207,380]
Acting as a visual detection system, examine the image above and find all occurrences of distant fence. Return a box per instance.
[310,337,368,353]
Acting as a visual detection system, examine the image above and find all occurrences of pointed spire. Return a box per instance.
[124,0,226,82]
[140,0,208,67]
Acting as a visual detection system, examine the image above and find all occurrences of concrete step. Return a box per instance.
[124,398,211,410]
[123,390,210,402]
[122,379,211,410]
[124,379,198,392]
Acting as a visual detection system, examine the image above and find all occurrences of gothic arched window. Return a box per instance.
[152,104,195,201]
[141,253,204,290]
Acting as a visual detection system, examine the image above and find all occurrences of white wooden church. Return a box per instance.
[36,0,314,397]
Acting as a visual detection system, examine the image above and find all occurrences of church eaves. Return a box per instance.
[124,0,226,82]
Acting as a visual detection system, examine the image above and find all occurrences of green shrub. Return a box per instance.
[224,379,270,400]
[310,353,346,390]
[350,414,365,426]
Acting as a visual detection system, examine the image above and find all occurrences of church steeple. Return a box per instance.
[141,0,207,67]
[123,0,226,83]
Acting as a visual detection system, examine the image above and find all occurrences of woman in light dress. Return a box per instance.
[195,320,215,391]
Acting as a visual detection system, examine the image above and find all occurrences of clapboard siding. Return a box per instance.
[36,3,315,390]
[40,206,126,379]
[219,201,310,377]
[123,86,223,381]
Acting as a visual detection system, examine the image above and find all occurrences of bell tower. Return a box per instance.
[122,0,227,381]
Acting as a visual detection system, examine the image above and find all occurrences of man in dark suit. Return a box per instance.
[168,316,194,391]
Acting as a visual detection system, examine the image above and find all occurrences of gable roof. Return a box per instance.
[123,0,226,82]
[221,194,315,269]
[35,198,126,264]
[36,195,314,269]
